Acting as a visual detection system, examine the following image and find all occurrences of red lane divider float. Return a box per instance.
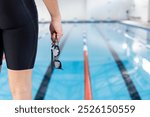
[83,39,92,100]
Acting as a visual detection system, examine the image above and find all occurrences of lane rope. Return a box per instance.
[83,38,92,100]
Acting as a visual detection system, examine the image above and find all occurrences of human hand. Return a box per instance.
[50,18,63,42]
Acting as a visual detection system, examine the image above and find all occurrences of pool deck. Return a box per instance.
[120,20,150,30]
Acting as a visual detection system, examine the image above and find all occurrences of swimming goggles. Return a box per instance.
[51,40,62,69]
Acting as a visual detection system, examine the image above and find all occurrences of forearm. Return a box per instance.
[43,0,61,20]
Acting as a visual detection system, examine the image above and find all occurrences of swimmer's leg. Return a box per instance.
[8,69,32,100]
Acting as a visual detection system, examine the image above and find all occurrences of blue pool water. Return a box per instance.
[0,22,150,100]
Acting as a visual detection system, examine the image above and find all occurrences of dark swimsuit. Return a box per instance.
[0,0,38,70]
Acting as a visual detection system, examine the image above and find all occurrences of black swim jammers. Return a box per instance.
[0,0,38,70]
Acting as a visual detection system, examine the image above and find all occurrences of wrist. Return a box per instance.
[51,15,61,22]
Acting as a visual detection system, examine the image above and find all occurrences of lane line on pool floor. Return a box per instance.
[83,39,93,100]
[96,26,141,100]
[35,27,74,100]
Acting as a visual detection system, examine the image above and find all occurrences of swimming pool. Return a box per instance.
[0,22,150,100]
